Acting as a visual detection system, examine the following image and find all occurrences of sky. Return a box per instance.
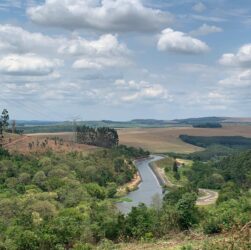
[0,0,251,121]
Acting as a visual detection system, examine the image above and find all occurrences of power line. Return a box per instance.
[0,96,63,121]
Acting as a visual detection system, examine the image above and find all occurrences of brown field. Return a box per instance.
[15,124,251,154]
[4,134,97,155]
[118,124,251,153]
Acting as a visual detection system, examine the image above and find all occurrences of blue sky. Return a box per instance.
[0,0,251,121]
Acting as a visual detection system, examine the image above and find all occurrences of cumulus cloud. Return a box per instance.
[60,34,132,69]
[219,70,251,87]
[0,54,61,76]
[0,25,132,71]
[157,28,209,54]
[73,56,131,69]
[190,23,223,36]
[114,79,171,102]
[0,24,61,54]
[27,0,172,32]
[219,44,251,68]
[59,34,129,56]
[219,44,251,87]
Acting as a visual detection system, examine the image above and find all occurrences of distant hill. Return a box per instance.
[174,117,226,125]
[15,117,251,133]
[174,116,251,125]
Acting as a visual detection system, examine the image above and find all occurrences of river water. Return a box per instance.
[117,155,164,214]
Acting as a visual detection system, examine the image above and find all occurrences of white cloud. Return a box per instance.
[72,54,132,70]
[0,25,132,71]
[61,34,132,69]
[27,0,172,32]
[157,28,209,54]
[219,70,251,87]
[0,24,61,54]
[73,59,103,70]
[114,79,171,102]
[0,54,61,76]
[208,91,226,99]
[190,23,223,36]
[219,44,251,68]
[192,2,206,13]
[59,34,129,56]
[219,44,251,87]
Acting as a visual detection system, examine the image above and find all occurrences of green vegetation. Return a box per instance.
[0,110,250,249]
[174,117,226,125]
[179,134,251,160]
[185,150,251,190]
[0,109,10,148]
[0,147,250,249]
[76,126,119,148]
[0,145,150,249]
[192,123,222,128]
[180,135,251,149]
[188,144,235,161]
[155,157,190,186]
[17,120,173,134]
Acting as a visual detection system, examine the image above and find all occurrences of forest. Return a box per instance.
[0,109,250,249]
[0,144,250,249]
[180,134,251,149]
[192,123,222,128]
[76,126,119,148]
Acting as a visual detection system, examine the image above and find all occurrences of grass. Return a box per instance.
[116,225,251,249]
[155,157,192,186]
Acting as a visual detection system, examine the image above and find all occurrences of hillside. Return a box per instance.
[14,117,251,134]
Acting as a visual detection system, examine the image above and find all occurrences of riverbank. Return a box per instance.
[151,158,218,206]
[116,155,163,213]
[149,161,176,188]
[116,156,155,197]
[116,171,142,197]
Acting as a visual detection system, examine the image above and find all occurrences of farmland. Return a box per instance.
[118,125,251,153]
[7,124,250,154]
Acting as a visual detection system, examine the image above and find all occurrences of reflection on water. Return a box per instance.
[117,155,164,214]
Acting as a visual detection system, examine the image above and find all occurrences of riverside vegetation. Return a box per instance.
[0,146,250,249]
[0,110,250,249]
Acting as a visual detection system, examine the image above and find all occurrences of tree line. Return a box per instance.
[76,125,119,148]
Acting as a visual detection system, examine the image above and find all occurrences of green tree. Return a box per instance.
[176,192,198,230]
[173,160,178,173]
[1,109,9,131]
[0,121,3,148]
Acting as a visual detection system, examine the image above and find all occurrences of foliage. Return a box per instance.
[188,144,235,161]
[180,135,251,150]
[202,197,251,234]
[214,150,251,189]
[0,145,149,248]
[1,109,9,131]
[192,123,222,128]
[76,125,119,148]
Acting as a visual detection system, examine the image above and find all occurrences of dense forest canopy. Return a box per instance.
[0,145,151,249]
[192,123,222,128]
[76,126,119,148]
[180,135,251,149]
[0,142,249,249]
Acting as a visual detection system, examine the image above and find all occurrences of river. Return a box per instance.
[117,155,164,214]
